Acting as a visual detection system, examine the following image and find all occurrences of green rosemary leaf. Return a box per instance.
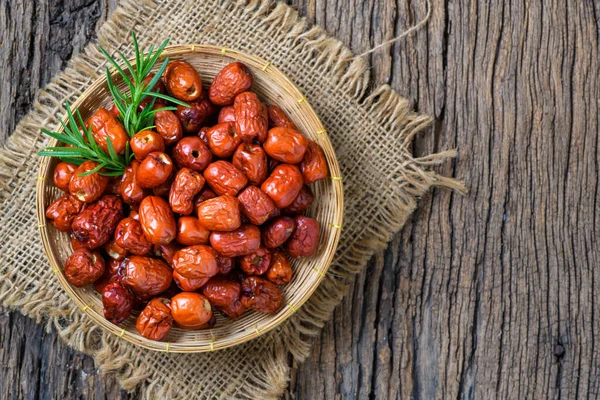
[143,44,155,66]
[142,39,170,78]
[78,162,106,177]
[125,141,131,165]
[105,136,119,162]
[142,92,190,107]
[99,46,135,92]
[98,170,126,177]
[132,32,142,77]
[37,150,87,158]
[58,157,85,166]
[149,106,178,114]
[40,129,80,147]
[119,52,138,85]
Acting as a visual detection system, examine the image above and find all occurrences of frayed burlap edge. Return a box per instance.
[0,0,466,398]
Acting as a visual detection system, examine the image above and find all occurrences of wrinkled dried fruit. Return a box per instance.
[130,130,165,161]
[203,161,248,196]
[94,258,121,293]
[154,241,182,266]
[172,245,218,283]
[176,216,210,245]
[209,62,253,106]
[102,279,134,324]
[232,143,268,186]
[218,106,236,123]
[263,127,308,164]
[262,216,296,248]
[209,224,261,257]
[154,107,183,146]
[176,92,217,133]
[69,161,109,203]
[267,105,297,130]
[261,164,303,208]
[172,136,212,172]
[152,169,176,198]
[115,217,153,255]
[104,238,128,261]
[282,185,314,215]
[196,195,241,231]
[234,92,268,142]
[138,196,177,245]
[240,246,271,275]
[237,186,277,225]
[64,248,105,287]
[163,60,203,101]
[216,254,235,275]
[285,216,320,258]
[170,292,213,329]
[136,152,174,188]
[240,276,282,313]
[193,186,218,209]
[71,195,123,248]
[86,108,129,155]
[169,168,205,215]
[136,298,173,340]
[53,162,77,192]
[300,140,329,184]
[266,250,293,284]
[45,194,85,232]
[120,256,173,298]
[202,276,241,308]
[206,122,241,158]
[119,160,148,204]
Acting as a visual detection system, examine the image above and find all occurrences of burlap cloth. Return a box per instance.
[0,0,465,398]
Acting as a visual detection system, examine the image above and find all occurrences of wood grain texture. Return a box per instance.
[1,0,599,399]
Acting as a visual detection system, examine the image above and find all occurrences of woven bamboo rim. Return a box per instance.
[36,45,344,353]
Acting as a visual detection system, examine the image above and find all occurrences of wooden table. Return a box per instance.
[2,0,598,398]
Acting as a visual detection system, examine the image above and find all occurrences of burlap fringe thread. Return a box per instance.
[0,0,466,398]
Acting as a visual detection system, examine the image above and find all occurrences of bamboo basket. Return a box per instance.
[36,45,344,353]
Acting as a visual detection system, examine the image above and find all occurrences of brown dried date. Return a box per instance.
[262,216,296,248]
[136,298,173,341]
[119,160,147,204]
[156,242,182,266]
[209,224,261,257]
[45,194,85,232]
[71,236,88,250]
[94,258,120,293]
[130,130,165,161]
[169,168,205,215]
[172,245,218,283]
[197,126,210,147]
[86,108,129,155]
[234,92,268,142]
[216,254,235,275]
[136,152,174,188]
[206,122,242,158]
[282,185,314,215]
[266,250,293,284]
[196,195,241,231]
[209,62,253,106]
[263,127,308,164]
[69,161,109,203]
[163,60,203,101]
[240,246,271,276]
[201,276,241,307]
[285,216,320,258]
[267,105,297,130]
[203,161,248,196]
[104,177,121,195]
[173,271,210,292]
[218,300,246,319]
[237,186,277,225]
[172,136,212,172]
[176,216,210,245]
[71,195,123,248]
[64,248,105,287]
[240,276,282,313]
[300,140,329,184]
[138,196,177,245]
[102,279,134,324]
[154,107,183,146]
[260,164,303,208]
[152,169,176,198]
[53,162,77,192]
[193,186,217,209]
[120,256,173,298]
[232,143,268,185]
[218,106,236,123]
[170,292,213,329]
[104,238,128,261]
[115,217,153,255]
[176,92,217,133]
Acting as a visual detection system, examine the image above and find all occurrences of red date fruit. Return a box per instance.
[172,245,218,282]
[142,72,167,94]
[136,152,174,188]
[209,224,261,257]
[108,103,120,117]
[102,279,134,324]
[170,292,213,329]
[218,106,236,123]
[172,136,212,172]
[173,271,210,292]
[263,127,308,164]
[216,254,235,275]
[139,196,177,245]
[196,195,241,231]
[209,62,253,106]
[71,236,88,250]
[300,140,329,184]
[152,169,176,198]
[64,248,105,287]
[267,105,297,130]
[119,160,147,204]
[115,217,153,255]
[240,276,282,313]
[121,256,173,298]
[202,276,241,307]
[219,300,246,319]
[261,164,303,208]
[154,107,183,146]
[262,216,296,248]
[234,92,268,142]
[176,216,210,245]
[237,186,277,225]
[104,239,128,261]
[136,298,173,341]
[69,161,109,203]
[282,185,314,215]
[285,216,320,258]
[169,168,205,215]
[240,246,271,275]
[203,161,248,196]
[86,108,129,155]
[45,194,85,232]
[53,162,77,192]
[156,242,182,266]
[197,126,210,147]
[163,60,202,101]
[193,186,218,209]
[71,195,123,248]
[266,250,293,284]
[206,122,242,158]
[130,130,165,161]
[104,177,121,195]
[176,92,217,133]
[232,143,268,185]
[94,258,120,293]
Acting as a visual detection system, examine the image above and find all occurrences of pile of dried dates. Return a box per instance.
[45,60,328,341]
